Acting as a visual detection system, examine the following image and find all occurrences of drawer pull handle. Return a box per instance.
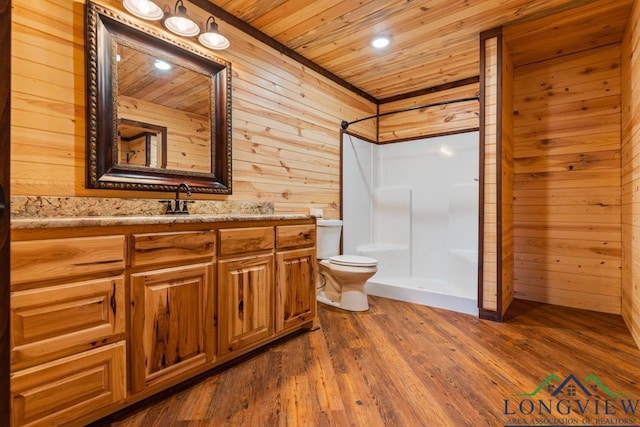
[110,282,117,316]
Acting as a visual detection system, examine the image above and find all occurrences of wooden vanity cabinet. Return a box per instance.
[217,227,275,355]
[9,218,316,426]
[275,225,317,333]
[9,235,127,427]
[129,231,216,394]
[275,247,316,332]
[217,254,274,355]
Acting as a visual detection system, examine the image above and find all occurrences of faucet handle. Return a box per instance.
[181,200,195,214]
[159,200,174,214]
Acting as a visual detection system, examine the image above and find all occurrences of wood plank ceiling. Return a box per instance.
[198,0,632,101]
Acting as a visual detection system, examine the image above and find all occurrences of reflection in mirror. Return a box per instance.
[118,119,167,168]
[115,44,211,173]
[86,2,232,193]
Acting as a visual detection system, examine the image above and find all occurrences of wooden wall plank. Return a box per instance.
[621,0,640,347]
[513,284,621,314]
[378,84,479,142]
[500,35,515,317]
[10,0,376,218]
[513,44,622,314]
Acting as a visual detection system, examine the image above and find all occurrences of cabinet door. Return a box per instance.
[130,263,214,393]
[218,254,274,355]
[275,248,317,333]
[11,342,126,427]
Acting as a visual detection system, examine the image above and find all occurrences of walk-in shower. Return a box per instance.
[342,132,479,315]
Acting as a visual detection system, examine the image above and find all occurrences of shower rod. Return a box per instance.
[340,96,480,130]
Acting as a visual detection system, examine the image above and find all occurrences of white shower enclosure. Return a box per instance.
[342,132,479,315]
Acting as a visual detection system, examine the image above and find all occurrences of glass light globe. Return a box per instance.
[165,15,200,37]
[199,32,230,50]
[123,0,163,21]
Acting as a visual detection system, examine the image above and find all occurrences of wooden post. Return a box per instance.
[478,27,514,321]
[0,0,11,425]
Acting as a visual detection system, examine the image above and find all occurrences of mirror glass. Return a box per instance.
[86,2,232,193]
[118,119,167,168]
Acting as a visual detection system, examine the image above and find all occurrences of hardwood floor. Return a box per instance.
[98,297,640,426]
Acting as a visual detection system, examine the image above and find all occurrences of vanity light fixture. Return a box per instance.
[123,0,163,20]
[198,16,230,50]
[164,0,200,37]
[121,0,230,49]
[371,36,390,49]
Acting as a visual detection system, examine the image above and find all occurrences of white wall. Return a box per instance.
[343,132,478,281]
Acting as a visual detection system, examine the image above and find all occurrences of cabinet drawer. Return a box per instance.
[276,224,315,249]
[11,235,125,287]
[11,341,126,427]
[132,231,215,267]
[218,227,274,256]
[11,276,125,370]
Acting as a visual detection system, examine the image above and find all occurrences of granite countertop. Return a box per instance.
[11,213,314,229]
[10,196,314,229]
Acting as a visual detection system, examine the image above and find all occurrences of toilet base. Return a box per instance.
[317,286,369,312]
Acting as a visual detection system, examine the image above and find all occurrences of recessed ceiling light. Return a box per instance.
[154,59,171,70]
[371,36,390,49]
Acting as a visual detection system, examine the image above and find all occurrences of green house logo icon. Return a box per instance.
[515,373,631,398]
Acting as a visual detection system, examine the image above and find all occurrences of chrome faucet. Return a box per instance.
[161,183,193,214]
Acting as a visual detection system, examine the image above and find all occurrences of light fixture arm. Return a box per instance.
[198,15,230,49]
[163,0,200,37]
[174,0,187,15]
[205,16,219,32]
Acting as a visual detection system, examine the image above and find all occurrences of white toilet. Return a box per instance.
[316,219,378,311]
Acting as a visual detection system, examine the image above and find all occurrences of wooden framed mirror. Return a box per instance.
[86,2,232,193]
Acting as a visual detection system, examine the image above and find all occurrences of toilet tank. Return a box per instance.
[316,219,343,259]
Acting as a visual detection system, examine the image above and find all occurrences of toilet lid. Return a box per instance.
[329,255,378,267]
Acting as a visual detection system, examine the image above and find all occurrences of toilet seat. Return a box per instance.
[329,254,378,267]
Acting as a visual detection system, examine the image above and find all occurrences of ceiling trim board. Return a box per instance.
[377,127,480,145]
[378,76,481,104]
